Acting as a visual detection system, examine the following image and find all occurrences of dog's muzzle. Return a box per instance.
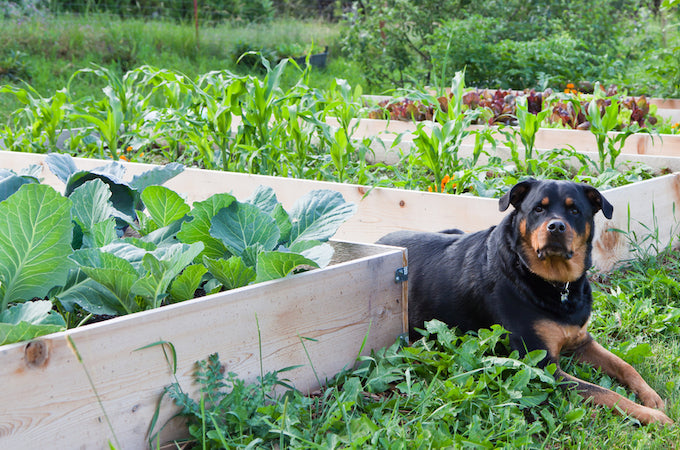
[536,219,574,260]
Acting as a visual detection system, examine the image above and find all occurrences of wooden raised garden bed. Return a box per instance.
[1,239,406,448]
[329,117,680,164]
[0,152,407,448]
[1,151,678,271]
[1,147,679,447]
[356,90,680,163]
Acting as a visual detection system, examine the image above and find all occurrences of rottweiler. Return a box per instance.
[377,178,673,425]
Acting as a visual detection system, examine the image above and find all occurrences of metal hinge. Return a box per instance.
[395,267,408,283]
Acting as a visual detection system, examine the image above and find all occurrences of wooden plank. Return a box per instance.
[336,118,680,158]
[650,98,680,109]
[0,151,506,240]
[656,108,680,124]
[0,241,407,449]
[1,151,678,270]
[368,137,680,173]
[593,174,680,270]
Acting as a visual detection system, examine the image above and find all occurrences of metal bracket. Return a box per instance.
[395,267,408,283]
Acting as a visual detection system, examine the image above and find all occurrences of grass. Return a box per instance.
[158,237,680,449]
[0,13,356,122]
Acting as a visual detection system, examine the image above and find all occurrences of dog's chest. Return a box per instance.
[534,319,590,356]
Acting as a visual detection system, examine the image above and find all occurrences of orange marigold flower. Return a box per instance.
[441,175,451,191]
[126,146,133,152]
[428,186,433,192]
[119,155,129,162]
[566,83,575,89]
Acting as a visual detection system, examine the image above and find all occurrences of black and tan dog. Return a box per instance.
[377,178,673,425]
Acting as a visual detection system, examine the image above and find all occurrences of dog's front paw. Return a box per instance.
[640,407,674,426]
[638,388,666,410]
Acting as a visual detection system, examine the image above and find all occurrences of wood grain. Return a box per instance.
[0,240,406,448]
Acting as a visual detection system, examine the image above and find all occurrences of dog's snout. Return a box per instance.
[547,219,566,234]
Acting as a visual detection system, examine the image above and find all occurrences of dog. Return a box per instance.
[377,178,673,425]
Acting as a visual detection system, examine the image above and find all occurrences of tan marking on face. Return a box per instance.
[534,319,590,358]
[519,218,527,236]
[522,220,587,282]
[565,197,574,207]
[541,197,550,206]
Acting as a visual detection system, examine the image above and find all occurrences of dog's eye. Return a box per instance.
[570,207,580,215]
[534,205,544,213]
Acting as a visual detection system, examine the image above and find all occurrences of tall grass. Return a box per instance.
[0,13,352,122]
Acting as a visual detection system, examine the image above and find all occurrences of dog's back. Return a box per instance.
[377,226,504,340]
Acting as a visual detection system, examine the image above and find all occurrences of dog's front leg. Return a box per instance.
[555,366,673,425]
[569,338,673,425]
[573,338,665,409]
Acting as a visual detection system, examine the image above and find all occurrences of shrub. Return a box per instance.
[341,0,661,91]
[429,20,617,89]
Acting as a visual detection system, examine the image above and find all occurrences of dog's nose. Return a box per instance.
[547,219,566,234]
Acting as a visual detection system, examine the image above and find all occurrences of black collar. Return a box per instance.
[516,252,571,303]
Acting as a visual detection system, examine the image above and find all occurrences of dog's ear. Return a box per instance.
[582,185,614,219]
[499,178,538,212]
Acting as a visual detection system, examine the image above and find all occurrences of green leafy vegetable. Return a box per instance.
[254,251,319,283]
[210,202,280,255]
[131,242,204,308]
[0,184,74,311]
[177,193,236,260]
[45,153,184,222]
[0,168,37,202]
[0,155,355,346]
[140,185,191,228]
[203,256,256,290]
[0,301,66,345]
[76,249,141,315]
[288,189,358,245]
[70,179,118,248]
[169,264,208,303]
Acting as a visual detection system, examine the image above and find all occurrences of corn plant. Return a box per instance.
[585,97,655,173]
[514,95,551,174]
[411,72,480,191]
[0,85,70,152]
[67,65,162,160]
[194,71,246,171]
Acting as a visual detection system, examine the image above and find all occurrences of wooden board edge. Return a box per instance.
[0,243,406,448]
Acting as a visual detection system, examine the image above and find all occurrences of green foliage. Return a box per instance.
[175,194,236,260]
[163,325,583,448]
[0,183,74,311]
[514,95,552,169]
[1,63,666,202]
[47,0,252,23]
[341,0,462,89]
[0,50,30,82]
[0,155,355,345]
[0,167,39,201]
[159,243,680,447]
[591,231,680,341]
[0,300,66,346]
[341,0,663,91]
[584,95,657,173]
[195,187,355,283]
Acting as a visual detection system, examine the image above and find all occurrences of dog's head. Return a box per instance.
[499,179,613,283]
